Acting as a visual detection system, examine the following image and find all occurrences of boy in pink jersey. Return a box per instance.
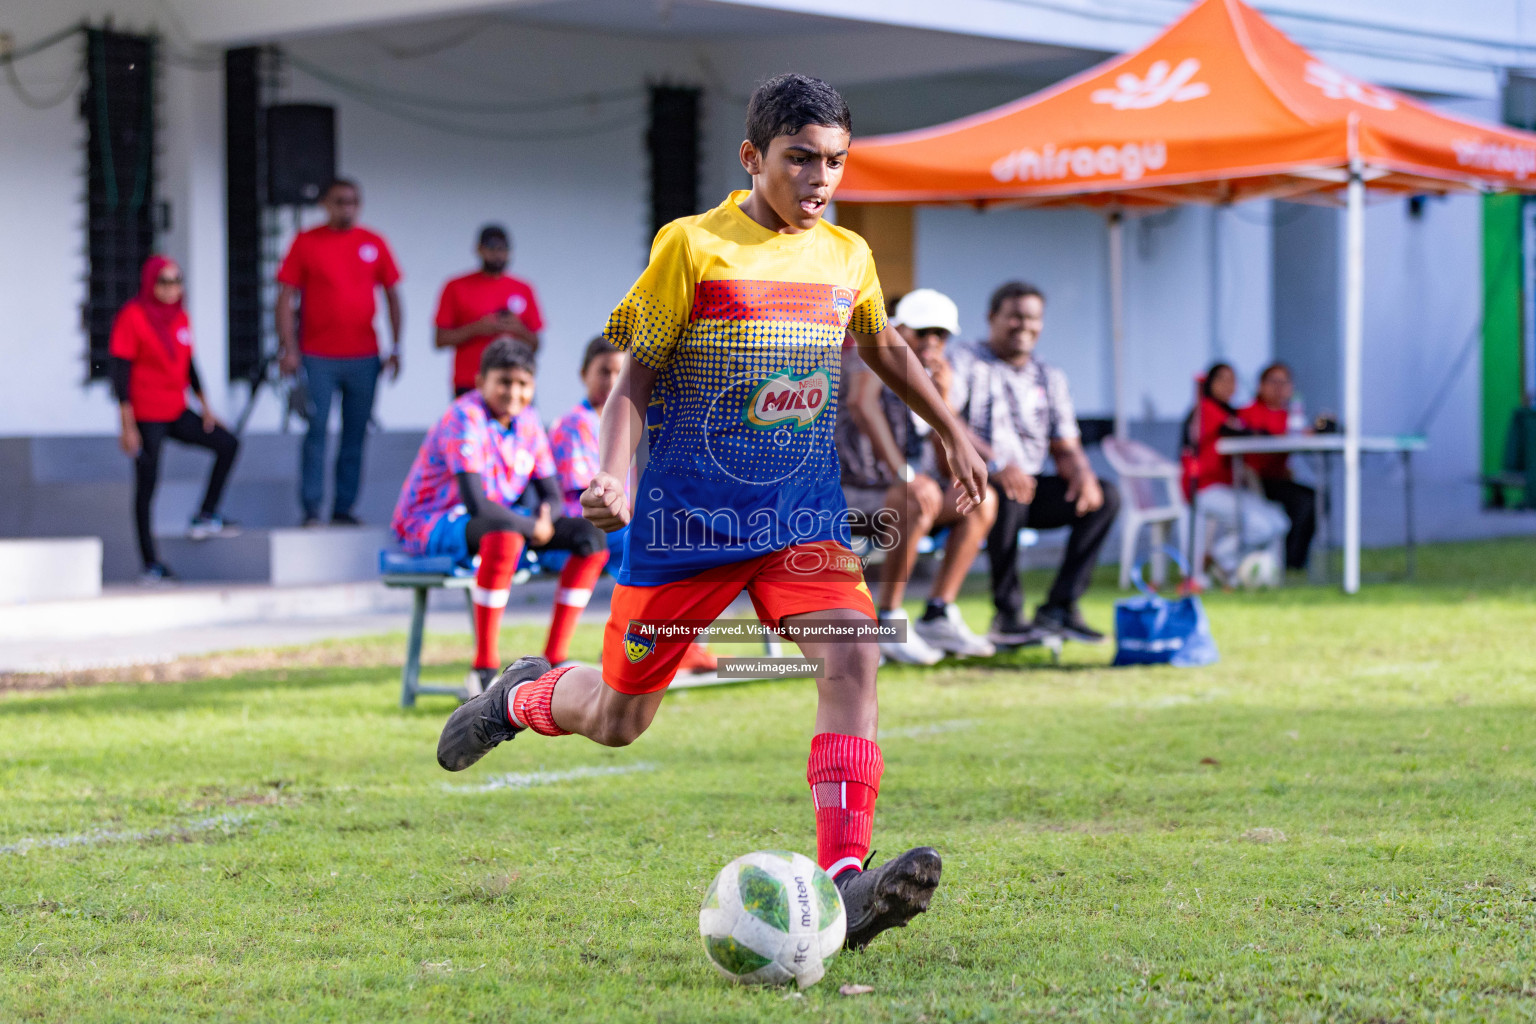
[392,339,609,693]
[550,335,716,674]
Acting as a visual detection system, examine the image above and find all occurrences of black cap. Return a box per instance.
[478,224,510,247]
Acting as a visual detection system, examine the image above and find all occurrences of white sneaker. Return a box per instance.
[914,603,996,657]
[877,608,944,666]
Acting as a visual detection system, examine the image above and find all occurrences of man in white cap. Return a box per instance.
[835,289,999,665]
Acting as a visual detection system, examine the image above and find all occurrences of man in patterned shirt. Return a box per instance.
[437,74,989,950]
[391,338,609,694]
[948,281,1120,647]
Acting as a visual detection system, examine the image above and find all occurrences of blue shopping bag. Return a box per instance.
[1112,548,1219,667]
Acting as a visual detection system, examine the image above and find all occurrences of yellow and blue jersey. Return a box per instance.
[604,190,886,585]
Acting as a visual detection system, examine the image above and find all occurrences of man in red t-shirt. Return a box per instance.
[433,224,543,397]
[1238,361,1316,570]
[276,178,403,526]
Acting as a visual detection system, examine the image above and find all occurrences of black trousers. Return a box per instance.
[466,509,606,558]
[134,410,240,569]
[987,475,1120,619]
[1260,477,1317,570]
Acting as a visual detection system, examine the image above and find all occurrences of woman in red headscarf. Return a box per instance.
[110,255,240,583]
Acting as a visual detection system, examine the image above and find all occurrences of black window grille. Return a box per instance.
[647,85,702,240]
[225,46,264,382]
[82,28,156,380]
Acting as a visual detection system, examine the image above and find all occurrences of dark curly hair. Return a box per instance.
[480,337,537,377]
[745,73,851,155]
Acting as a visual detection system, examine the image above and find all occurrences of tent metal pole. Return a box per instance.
[1109,210,1127,439]
[1343,167,1365,595]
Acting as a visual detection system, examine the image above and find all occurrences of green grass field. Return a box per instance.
[4,539,1535,1022]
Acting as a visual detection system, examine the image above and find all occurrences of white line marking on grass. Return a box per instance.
[1107,689,1228,709]
[878,719,980,740]
[0,813,254,856]
[443,763,656,794]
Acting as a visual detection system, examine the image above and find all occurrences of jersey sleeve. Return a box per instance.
[374,236,402,287]
[847,243,887,336]
[530,421,557,480]
[603,222,694,372]
[275,235,306,288]
[434,280,459,330]
[550,413,597,492]
[107,306,139,360]
[549,417,578,487]
[440,410,485,477]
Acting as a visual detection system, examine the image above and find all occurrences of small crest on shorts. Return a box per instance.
[623,619,655,663]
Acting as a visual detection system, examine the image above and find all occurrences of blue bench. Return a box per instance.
[380,551,478,708]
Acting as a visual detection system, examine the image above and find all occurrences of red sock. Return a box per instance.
[544,551,608,663]
[472,532,525,670]
[807,732,884,878]
[509,665,574,736]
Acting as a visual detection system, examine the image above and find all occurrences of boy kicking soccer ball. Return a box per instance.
[436,74,988,949]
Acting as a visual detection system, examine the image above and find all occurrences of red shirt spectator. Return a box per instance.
[276,224,400,358]
[1238,401,1290,479]
[1189,395,1237,490]
[435,271,543,393]
[109,256,193,422]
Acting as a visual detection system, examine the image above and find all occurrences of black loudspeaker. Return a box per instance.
[266,103,335,205]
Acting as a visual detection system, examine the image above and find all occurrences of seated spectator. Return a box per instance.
[1182,362,1289,585]
[1239,362,1316,571]
[391,339,608,693]
[550,338,625,525]
[110,255,240,585]
[950,281,1120,645]
[550,337,715,673]
[835,289,998,665]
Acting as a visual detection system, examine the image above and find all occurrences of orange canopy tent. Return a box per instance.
[838,0,1536,592]
[839,0,1536,207]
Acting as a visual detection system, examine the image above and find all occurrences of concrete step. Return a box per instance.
[154,525,388,586]
[0,570,581,647]
[0,537,103,604]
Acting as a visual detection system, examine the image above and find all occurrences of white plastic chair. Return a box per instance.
[1190,466,1287,588]
[1102,436,1190,589]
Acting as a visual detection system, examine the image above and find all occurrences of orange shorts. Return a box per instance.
[601,540,877,695]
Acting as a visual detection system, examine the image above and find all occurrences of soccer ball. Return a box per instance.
[698,851,845,989]
[1237,549,1280,589]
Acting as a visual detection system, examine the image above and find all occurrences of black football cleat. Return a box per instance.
[835,846,942,950]
[435,656,550,772]
[1033,603,1106,645]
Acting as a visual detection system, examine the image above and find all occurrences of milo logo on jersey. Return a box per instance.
[743,368,832,431]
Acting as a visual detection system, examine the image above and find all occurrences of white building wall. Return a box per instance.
[227,16,1090,429]
[913,200,1273,420]
[262,47,659,432]
[1,0,1531,546]
[0,1,226,438]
